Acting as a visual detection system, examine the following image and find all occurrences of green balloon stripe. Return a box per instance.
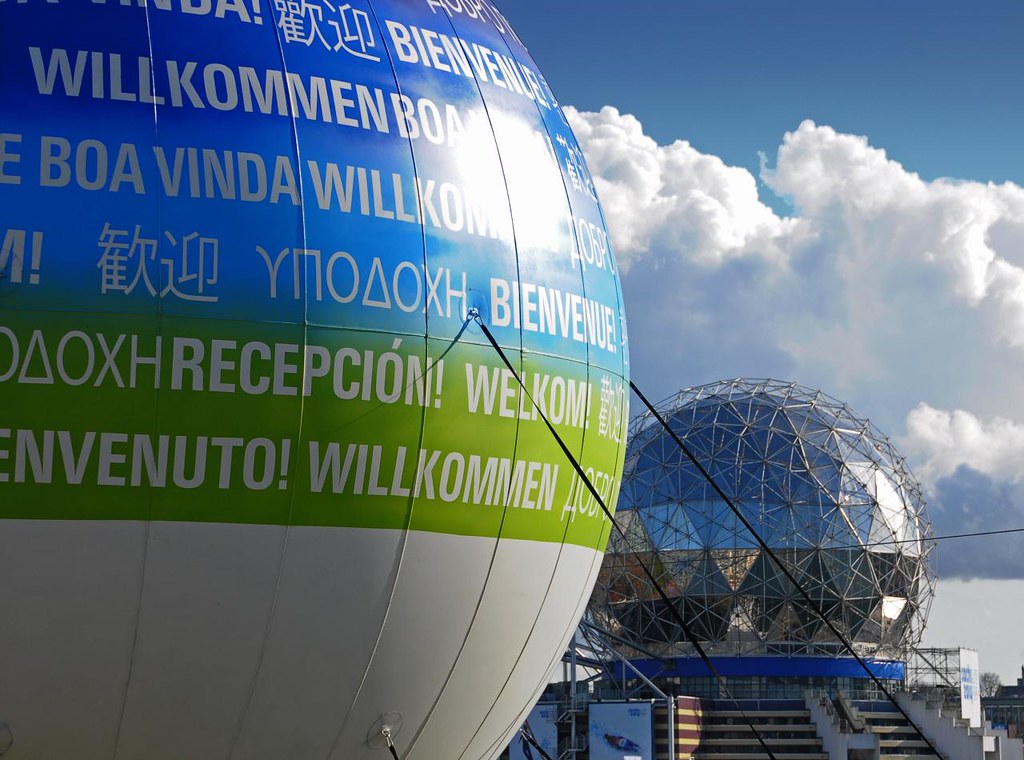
[0,314,626,549]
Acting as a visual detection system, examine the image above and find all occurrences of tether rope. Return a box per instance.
[472,314,781,760]
[518,720,554,760]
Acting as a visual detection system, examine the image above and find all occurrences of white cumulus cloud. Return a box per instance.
[564,105,795,270]
[902,404,1024,484]
[567,108,1024,436]
[766,121,1024,347]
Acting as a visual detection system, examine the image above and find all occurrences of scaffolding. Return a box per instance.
[907,647,966,710]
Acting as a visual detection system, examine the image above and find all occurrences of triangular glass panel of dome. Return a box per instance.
[900,516,924,557]
[784,405,820,437]
[868,552,898,593]
[638,457,670,485]
[685,603,731,643]
[757,504,794,548]
[758,462,789,500]
[816,506,853,548]
[738,428,770,463]
[706,445,741,479]
[652,437,676,465]
[858,614,883,644]
[689,500,737,548]
[810,398,844,426]
[729,397,752,422]
[683,402,717,427]
[644,508,697,552]
[789,471,825,509]
[616,507,651,540]
[824,499,854,538]
[818,429,846,464]
[662,551,700,594]
[682,428,715,461]
[732,461,768,502]
[665,478,693,507]
[715,549,760,591]
[844,597,877,640]
[841,502,875,548]
[727,600,758,634]
[764,425,800,462]
[867,508,899,554]
[644,486,680,514]
[788,508,826,549]
[843,460,876,490]
[711,400,748,430]
[684,551,734,597]
[680,491,712,525]
[881,595,908,622]
[636,498,670,530]
[617,479,641,510]
[798,420,833,447]
[803,435,844,474]
[813,612,847,642]
[642,552,674,591]
[811,470,844,508]
[797,552,840,604]
[737,553,796,598]
[731,499,765,537]
[884,557,915,598]
[605,568,647,605]
[660,445,691,472]
[770,405,802,440]
[791,600,829,641]
[765,601,802,642]
[849,557,880,600]
[872,468,908,534]
[606,518,635,554]
[818,547,855,593]
[747,596,780,633]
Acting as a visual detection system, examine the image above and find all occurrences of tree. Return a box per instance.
[980,671,1002,698]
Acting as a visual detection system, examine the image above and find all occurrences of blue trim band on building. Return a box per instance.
[614,655,906,681]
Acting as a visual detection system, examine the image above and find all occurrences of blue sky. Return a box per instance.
[503,1,1024,681]
[508,1,1024,192]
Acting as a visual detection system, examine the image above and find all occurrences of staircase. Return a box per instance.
[693,700,827,760]
[853,701,939,758]
[555,703,588,760]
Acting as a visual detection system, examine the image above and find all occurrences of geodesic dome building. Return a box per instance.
[590,379,936,661]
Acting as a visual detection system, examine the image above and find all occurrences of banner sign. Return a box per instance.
[960,648,982,728]
[588,702,654,760]
[509,703,559,760]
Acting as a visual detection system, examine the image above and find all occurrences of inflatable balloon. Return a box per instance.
[0,2,628,758]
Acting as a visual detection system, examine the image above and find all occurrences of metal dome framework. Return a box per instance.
[590,379,936,659]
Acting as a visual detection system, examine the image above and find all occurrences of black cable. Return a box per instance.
[519,721,554,760]
[381,728,400,760]
[473,317,780,760]
[839,525,1024,551]
[630,380,945,759]
[341,314,475,428]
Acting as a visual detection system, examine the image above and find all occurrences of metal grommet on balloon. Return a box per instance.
[366,712,403,751]
[462,289,488,324]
